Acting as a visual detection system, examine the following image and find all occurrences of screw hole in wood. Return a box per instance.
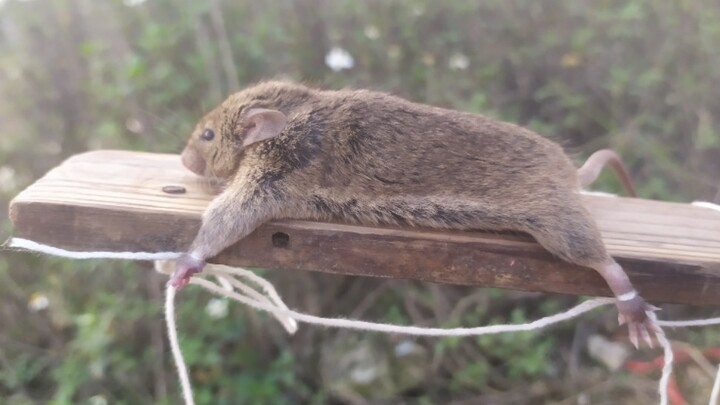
[272,232,290,248]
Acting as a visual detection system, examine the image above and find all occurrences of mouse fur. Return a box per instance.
[175,80,657,347]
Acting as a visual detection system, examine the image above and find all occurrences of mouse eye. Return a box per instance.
[201,129,215,141]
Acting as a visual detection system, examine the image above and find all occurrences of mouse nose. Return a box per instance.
[181,148,206,175]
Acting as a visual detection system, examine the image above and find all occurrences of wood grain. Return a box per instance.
[9,150,720,305]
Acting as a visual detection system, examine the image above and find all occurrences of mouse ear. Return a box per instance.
[242,108,287,147]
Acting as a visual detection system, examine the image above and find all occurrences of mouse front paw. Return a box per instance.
[616,294,661,348]
[169,254,206,290]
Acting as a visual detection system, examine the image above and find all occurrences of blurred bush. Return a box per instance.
[0,0,719,404]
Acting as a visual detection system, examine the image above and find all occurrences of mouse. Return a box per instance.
[172,80,657,347]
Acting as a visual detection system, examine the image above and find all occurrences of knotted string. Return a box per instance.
[7,237,720,405]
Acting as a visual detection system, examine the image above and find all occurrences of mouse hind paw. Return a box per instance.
[616,295,662,349]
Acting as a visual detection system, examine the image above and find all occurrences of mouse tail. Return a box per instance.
[577,149,638,197]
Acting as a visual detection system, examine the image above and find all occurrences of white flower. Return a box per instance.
[0,166,16,193]
[123,0,147,6]
[393,340,417,357]
[125,117,144,134]
[350,366,378,384]
[325,47,354,72]
[448,53,470,70]
[28,292,49,312]
[88,395,108,405]
[205,298,229,319]
[363,26,380,40]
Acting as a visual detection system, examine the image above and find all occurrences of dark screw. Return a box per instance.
[162,185,187,194]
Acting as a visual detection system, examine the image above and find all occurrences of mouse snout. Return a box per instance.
[181,146,206,175]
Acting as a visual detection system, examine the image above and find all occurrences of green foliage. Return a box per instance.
[476,308,557,379]
[1,0,719,403]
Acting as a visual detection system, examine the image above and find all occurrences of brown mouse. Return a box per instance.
[173,81,657,347]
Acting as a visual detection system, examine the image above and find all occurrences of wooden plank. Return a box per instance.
[8,150,720,306]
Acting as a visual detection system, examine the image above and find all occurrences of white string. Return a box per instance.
[209,265,297,316]
[191,276,615,335]
[214,275,234,292]
[711,363,720,405]
[655,328,673,405]
[10,237,720,405]
[165,286,195,405]
[204,268,297,334]
[617,290,638,301]
[692,201,720,212]
[189,274,674,405]
[6,238,181,261]
[580,190,619,198]
[659,318,720,327]
[155,260,297,334]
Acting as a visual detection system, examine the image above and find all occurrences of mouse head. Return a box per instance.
[181,93,288,179]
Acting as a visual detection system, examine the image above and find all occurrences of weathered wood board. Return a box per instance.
[8,151,720,305]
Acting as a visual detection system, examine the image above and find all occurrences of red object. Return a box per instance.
[624,346,720,405]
